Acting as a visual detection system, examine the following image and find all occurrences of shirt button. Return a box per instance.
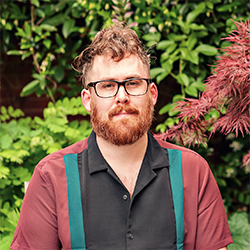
[128,233,134,240]
[123,194,128,200]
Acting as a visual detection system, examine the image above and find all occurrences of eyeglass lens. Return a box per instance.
[95,79,148,98]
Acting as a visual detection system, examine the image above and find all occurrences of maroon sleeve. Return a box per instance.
[10,139,88,250]
[182,151,233,249]
[10,155,73,250]
[10,162,62,250]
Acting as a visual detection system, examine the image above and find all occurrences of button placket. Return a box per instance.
[123,194,128,201]
[127,232,134,240]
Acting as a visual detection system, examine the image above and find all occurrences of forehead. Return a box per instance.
[86,54,150,82]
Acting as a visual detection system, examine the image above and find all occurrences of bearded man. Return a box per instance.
[11,23,233,250]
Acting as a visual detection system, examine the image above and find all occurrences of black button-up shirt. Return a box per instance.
[78,131,176,250]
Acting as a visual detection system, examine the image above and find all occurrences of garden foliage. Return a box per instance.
[1,0,250,248]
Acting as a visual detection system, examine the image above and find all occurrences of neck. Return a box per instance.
[96,132,148,166]
[96,132,149,196]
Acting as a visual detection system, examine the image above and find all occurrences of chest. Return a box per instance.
[79,156,176,250]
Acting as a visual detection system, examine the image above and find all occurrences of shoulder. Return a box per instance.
[153,135,212,185]
[154,134,208,165]
[35,137,89,177]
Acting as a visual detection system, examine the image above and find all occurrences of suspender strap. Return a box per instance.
[64,153,86,250]
[167,149,185,250]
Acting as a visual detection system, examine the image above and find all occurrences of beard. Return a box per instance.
[90,97,154,146]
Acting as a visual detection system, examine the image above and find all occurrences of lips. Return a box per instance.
[108,105,139,120]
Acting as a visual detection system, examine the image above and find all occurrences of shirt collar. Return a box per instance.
[146,131,170,169]
[88,131,109,174]
[87,131,169,175]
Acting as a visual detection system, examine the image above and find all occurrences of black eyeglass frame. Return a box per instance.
[87,78,152,98]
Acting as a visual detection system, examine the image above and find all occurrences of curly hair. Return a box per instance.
[72,22,151,88]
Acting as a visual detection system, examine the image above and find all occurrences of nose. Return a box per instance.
[115,85,129,104]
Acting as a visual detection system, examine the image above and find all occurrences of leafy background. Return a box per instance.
[1,0,250,249]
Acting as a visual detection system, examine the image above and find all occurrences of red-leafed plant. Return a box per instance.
[161,20,250,167]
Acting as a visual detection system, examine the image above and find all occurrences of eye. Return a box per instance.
[99,81,117,89]
[127,80,140,87]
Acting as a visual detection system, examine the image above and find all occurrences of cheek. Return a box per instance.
[91,99,112,117]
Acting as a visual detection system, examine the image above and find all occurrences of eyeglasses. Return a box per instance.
[87,78,152,98]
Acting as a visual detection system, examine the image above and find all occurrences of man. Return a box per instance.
[11,23,233,250]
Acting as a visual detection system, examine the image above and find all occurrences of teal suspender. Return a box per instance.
[64,150,184,250]
[167,149,185,250]
[64,154,86,250]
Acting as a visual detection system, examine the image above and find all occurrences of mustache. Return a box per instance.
[108,105,140,119]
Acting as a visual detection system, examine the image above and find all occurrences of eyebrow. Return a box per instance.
[99,75,146,81]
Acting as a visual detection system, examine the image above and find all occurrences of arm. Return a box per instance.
[181,151,233,249]
[11,162,63,249]
[219,247,227,250]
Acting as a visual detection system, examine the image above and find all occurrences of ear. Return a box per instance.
[149,83,158,106]
[81,89,91,112]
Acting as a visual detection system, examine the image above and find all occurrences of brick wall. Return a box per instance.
[1,54,50,118]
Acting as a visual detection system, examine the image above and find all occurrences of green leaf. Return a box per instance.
[15,27,26,37]
[246,195,250,205]
[7,50,23,56]
[36,8,45,18]
[228,212,250,250]
[156,70,171,84]
[177,73,189,87]
[150,68,165,79]
[1,106,7,114]
[65,127,79,139]
[42,13,65,27]
[216,2,242,12]
[164,117,177,127]
[39,24,57,32]
[13,180,21,186]
[24,22,31,37]
[20,80,39,97]
[238,192,245,203]
[143,32,161,42]
[0,166,10,179]
[168,33,187,42]
[155,123,167,133]
[2,30,11,45]
[186,2,206,24]
[43,39,52,49]
[186,33,197,50]
[158,60,173,79]
[195,44,218,56]
[47,124,66,133]
[54,65,64,83]
[55,33,64,46]
[47,143,62,154]
[166,44,177,56]
[172,94,184,103]
[185,85,198,97]
[169,103,179,116]
[62,19,75,39]
[189,23,206,31]
[159,103,172,115]
[21,51,32,60]
[0,134,12,150]
[193,30,208,38]
[156,40,174,50]
[180,48,190,60]
[31,0,40,7]
[206,1,213,9]
[192,81,205,92]
[188,51,199,65]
